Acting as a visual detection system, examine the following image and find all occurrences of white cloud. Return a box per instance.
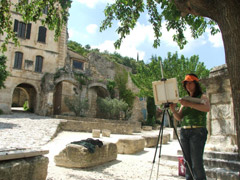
[206,28,223,48]
[92,22,155,60]
[86,24,98,34]
[76,0,114,8]
[68,28,81,39]
[160,22,207,52]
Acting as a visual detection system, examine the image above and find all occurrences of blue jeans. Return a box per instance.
[180,128,208,180]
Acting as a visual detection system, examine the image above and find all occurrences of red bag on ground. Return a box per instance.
[178,157,186,177]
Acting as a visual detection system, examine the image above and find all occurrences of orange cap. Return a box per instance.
[182,75,199,82]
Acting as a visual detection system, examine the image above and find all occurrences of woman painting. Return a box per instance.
[170,73,210,180]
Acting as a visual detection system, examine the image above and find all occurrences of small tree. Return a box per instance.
[64,96,89,117]
[0,55,9,89]
[97,97,129,120]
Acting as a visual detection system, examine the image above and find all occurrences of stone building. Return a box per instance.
[0,1,146,123]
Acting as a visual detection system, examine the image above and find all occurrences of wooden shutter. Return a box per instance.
[14,52,23,69]
[26,23,31,39]
[14,20,19,32]
[38,26,47,43]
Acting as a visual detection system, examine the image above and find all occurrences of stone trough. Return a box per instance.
[54,142,117,168]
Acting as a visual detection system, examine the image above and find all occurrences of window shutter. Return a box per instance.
[38,26,47,43]
[38,57,43,72]
[18,53,23,69]
[26,23,31,39]
[35,56,43,72]
[14,52,23,69]
[14,20,19,32]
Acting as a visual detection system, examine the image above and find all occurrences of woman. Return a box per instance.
[170,73,210,180]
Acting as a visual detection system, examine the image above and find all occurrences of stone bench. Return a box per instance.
[142,133,171,148]
[54,142,117,168]
[116,137,145,154]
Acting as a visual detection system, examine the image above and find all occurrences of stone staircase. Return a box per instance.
[160,139,239,180]
[204,151,240,180]
[175,150,240,180]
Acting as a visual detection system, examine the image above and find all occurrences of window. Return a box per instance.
[14,52,23,69]
[35,56,43,73]
[14,20,31,39]
[37,26,47,43]
[73,60,84,70]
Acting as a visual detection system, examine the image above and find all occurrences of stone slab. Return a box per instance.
[0,155,48,180]
[116,137,145,154]
[54,142,117,168]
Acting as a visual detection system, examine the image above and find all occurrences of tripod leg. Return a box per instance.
[149,109,165,180]
[166,110,196,180]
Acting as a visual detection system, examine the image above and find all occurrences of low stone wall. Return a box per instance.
[0,156,49,180]
[56,115,141,135]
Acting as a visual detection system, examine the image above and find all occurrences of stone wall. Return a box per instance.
[56,115,142,134]
[201,65,237,152]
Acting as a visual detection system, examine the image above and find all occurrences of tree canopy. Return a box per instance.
[131,52,209,98]
[100,0,219,49]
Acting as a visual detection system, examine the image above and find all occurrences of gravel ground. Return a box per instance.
[0,112,185,180]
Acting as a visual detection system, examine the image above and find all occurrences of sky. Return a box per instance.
[67,0,226,70]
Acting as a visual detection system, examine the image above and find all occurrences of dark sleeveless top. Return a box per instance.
[181,94,207,127]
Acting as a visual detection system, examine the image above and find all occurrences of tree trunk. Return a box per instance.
[174,0,240,155]
[215,2,240,155]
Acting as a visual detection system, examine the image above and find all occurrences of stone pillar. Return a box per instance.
[201,65,237,152]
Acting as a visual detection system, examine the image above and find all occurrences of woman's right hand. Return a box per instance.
[169,103,177,112]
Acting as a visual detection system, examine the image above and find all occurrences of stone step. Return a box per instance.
[204,157,240,171]
[177,150,240,171]
[205,167,239,180]
[204,151,240,161]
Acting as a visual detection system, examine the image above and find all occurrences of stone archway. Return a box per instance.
[11,83,37,112]
[53,80,79,115]
[87,84,109,118]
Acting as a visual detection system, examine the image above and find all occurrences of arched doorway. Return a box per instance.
[53,81,79,115]
[88,86,109,118]
[11,83,37,112]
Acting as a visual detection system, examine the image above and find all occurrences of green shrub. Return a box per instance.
[97,97,129,120]
[0,109,3,115]
[23,101,29,111]
[64,96,89,117]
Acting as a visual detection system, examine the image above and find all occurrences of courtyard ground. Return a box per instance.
[0,112,185,180]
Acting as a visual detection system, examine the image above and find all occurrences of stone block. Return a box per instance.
[142,135,158,148]
[211,104,232,120]
[210,92,231,104]
[92,129,100,138]
[142,126,152,131]
[0,156,48,180]
[116,137,145,154]
[102,129,111,137]
[54,142,117,168]
[160,133,170,144]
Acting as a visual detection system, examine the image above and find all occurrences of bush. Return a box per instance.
[0,109,3,115]
[64,96,89,117]
[97,97,129,120]
[23,101,29,111]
